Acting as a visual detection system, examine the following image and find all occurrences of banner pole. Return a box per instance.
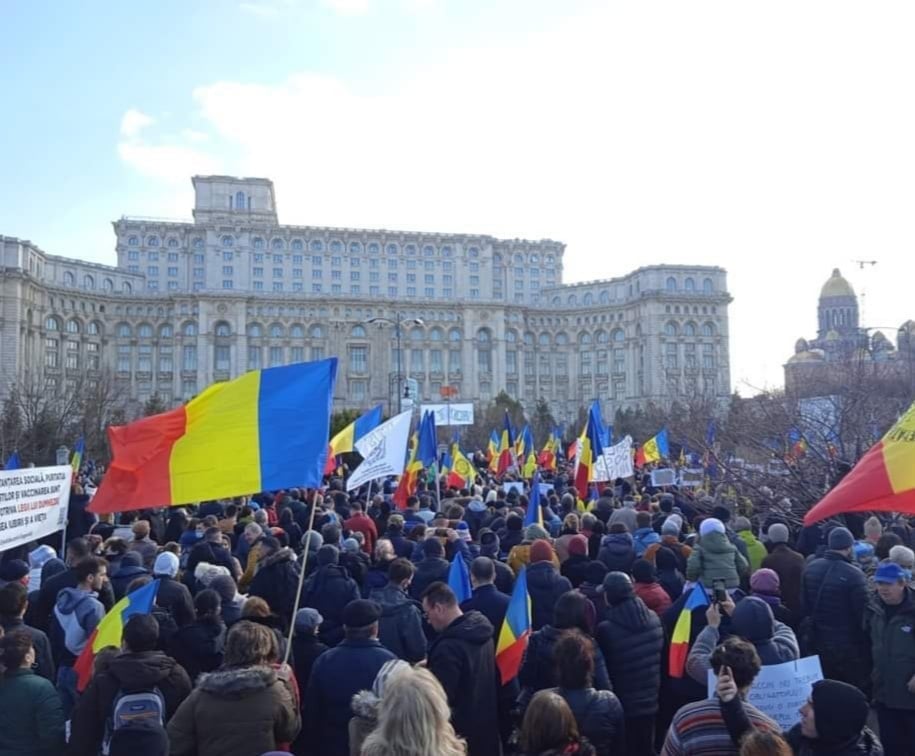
[282,494,319,667]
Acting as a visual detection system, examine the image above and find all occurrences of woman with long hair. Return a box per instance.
[519,690,596,756]
[360,665,466,756]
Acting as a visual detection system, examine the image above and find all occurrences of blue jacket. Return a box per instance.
[633,527,661,558]
[51,587,104,664]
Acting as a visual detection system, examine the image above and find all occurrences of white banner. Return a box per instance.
[0,466,71,552]
[347,411,413,491]
[651,468,677,487]
[594,436,634,481]
[419,403,475,426]
[679,468,706,488]
[708,656,823,732]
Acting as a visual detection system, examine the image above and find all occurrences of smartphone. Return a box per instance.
[713,580,727,604]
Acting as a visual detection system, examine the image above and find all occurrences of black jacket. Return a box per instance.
[301,564,361,646]
[526,562,573,631]
[167,620,226,681]
[110,563,148,601]
[154,575,195,628]
[0,617,54,681]
[363,559,392,597]
[184,540,236,592]
[248,548,301,625]
[520,625,611,701]
[369,583,427,663]
[595,596,664,717]
[428,611,502,756]
[561,554,591,588]
[461,584,511,640]
[68,650,192,756]
[553,686,626,756]
[801,551,869,651]
[409,556,450,601]
[492,559,516,596]
[597,533,636,574]
[291,633,328,701]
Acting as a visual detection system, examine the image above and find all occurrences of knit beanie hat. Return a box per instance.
[317,544,340,565]
[750,568,780,596]
[302,530,324,552]
[153,551,179,578]
[455,522,471,542]
[712,505,732,524]
[699,518,726,537]
[734,517,752,533]
[525,524,550,542]
[810,679,869,745]
[631,559,656,584]
[828,527,855,551]
[529,539,554,564]
[661,517,681,537]
[479,530,500,558]
[767,523,789,544]
[568,534,588,557]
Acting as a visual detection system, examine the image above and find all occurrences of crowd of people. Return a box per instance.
[0,459,912,756]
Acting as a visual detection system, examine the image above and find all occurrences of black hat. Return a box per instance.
[828,527,855,551]
[343,599,381,628]
[631,559,656,584]
[811,679,869,745]
[0,560,29,582]
[600,571,634,605]
[711,505,731,524]
[317,544,339,566]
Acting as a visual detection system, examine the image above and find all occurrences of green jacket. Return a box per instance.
[738,530,767,574]
[865,589,915,710]
[686,531,748,589]
[0,668,66,756]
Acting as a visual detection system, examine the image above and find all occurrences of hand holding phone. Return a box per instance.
[716,665,737,703]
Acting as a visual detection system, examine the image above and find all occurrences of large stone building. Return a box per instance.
[0,176,732,424]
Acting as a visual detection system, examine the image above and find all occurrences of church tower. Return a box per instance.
[817,268,859,339]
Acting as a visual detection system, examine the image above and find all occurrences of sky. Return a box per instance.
[3,0,915,394]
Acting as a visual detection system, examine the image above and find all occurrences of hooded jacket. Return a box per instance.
[598,533,636,574]
[865,588,915,710]
[633,527,661,558]
[408,555,450,601]
[110,552,148,600]
[644,535,692,573]
[428,610,501,756]
[552,686,626,755]
[519,625,611,703]
[369,583,427,663]
[301,563,361,646]
[737,529,768,573]
[595,595,664,718]
[167,665,300,756]
[526,561,573,631]
[463,499,490,540]
[69,650,192,756]
[51,586,105,663]
[686,530,748,589]
[248,547,301,625]
[634,581,673,617]
[168,620,226,681]
[153,574,195,628]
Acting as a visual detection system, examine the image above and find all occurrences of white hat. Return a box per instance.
[153,551,180,578]
[699,518,726,537]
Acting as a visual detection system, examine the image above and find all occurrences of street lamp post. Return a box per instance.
[366,314,425,415]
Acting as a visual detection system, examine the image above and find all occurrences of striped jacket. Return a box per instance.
[661,697,779,755]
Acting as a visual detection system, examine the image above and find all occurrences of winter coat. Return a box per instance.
[686,596,798,686]
[168,620,226,681]
[291,633,328,697]
[784,724,884,755]
[461,583,511,640]
[865,589,915,710]
[508,542,561,576]
[51,586,105,665]
[738,530,767,573]
[595,596,664,718]
[801,551,869,651]
[0,669,65,756]
[686,530,748,589]
[369,583,427,662]
[634,581,673,617]
[561,554,591,588]
[519,625,611,703]
[304,638,397,756]
[552,686,626,756]
[340,551,370,590]
[463,500,490,540]
[579,581,608,623]
[409,556,450,601]
[385,529,413,559]
[128,537,158,571]
[154,575,195,628]
[363,559,392,597]
[349,688,382,756]
[248,547,301,624]
[344,513,378,555]
[597,533,636,574]
[762,543,806,615]
[184,541,236,592]
[0,617,54,681]
[69,650,192,756]
[526,561,574,631]
[168,665,300,756]
[110,562,148,601]
[644,535,692,574]
[428,611,502,756]
[301,563,361,646]
[633,527,661,558]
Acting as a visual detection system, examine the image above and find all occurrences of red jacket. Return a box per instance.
[344,513,378,555]
[634,581,672,617]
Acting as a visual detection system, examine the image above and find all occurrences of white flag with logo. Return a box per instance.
[346,411,413,491]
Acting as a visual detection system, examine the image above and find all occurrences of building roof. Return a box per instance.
[820,268,855,299]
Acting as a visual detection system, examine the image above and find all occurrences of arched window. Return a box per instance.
[329,240,342,253]
[445,246,456,257]
[429,327,443,341]
[666,277,677,292]
[116,322,132,338]
[235,191,246,210]
[410,327,424,342]
[147,236,160,247]
[66,319,80,334]
[476,328,491,344]
[600,291,610,305]
[368,243,380,254]
[87,321,102,336]
[253,237,265,249]
[83,275,95,290]
[685,277,696,292]
[122,281,132,294]
[583,293,593,306]
[538,333,551,347]
[350,325,366,338]
[546,254,554,265]
[612,329,625,342]
[167,238,179,248]
[137,323,153,339]
[513,254,524,264]
[63,271,75,287]
[552,296,561,306]
[423,245,436,257]
[403,244,416,255]
[505,330,517,344]
[270,238,284,250]
[683,322,697,337]
[270,323,284,338]
[192,237,204,248]
[524,332,534,347]
[159,324,173,338]
[579,333,592,346]
[102,278,114,291]
[703,278,714,293]
[45,316,60,331]
[128,235,139,246]
[449,328,462,342]
[349,242,363,255]
[221,235,234,248]
[594,330,608,345]
[386,243,399,255]
[290,324,305,338]
[702,322,715,337]
[555,332,569,346]
[214,321,231,337]
[665,322,678,337]
[247,323,263,338]
[309,240,323,252]
[477,328,492,372]
[567,294,577,306]
[182,322,197,337]
[309,324,325,339]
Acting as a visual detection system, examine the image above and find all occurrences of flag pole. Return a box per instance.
[282,493,320,667]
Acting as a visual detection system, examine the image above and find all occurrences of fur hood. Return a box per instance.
[260,547,296,569]
[197,665,277,698]
[350,689,381,721]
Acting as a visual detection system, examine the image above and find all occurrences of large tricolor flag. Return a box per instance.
[393,432,422,510]
[90,359,337,514]
[495,413,516,476]
[805,402,915,524]
[71,436,85,476]
[324,404,383,474]
[75,579,161,691]
[520,426,537,478]
[669,582,709,678]
[574,406,604,499]
[538,429,559,471]
[487,431,500,471]
[635,428,670,467]
[496,566,532,683]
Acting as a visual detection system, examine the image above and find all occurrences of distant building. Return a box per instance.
[0,176,732,424]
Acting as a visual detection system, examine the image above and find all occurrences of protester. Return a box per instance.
[761,523,805,614]
[409,538,451,600]
[519,689,597,756]
[210,573,245,626]
[167,589,226,681]
[0,582,54,681]
[655,545,685,601]
[128,520,159,570]
[110,551,148,600]
[734,517,766,573]
[152,551,195,627]
[598,523,637,574]
[633,510,662,557]
[632,558,673,616]
[247,536,301,625]
[349,658,411,755]
[645,515,692,573]
[460,556,511,640]
[344,500,378,556]
[686,518,748,590]
[301,544,361,646]
[369,557,427,662]
[527,539,574,631]
[749,568,795,628]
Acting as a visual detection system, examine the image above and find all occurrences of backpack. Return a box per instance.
[102,687,166,755]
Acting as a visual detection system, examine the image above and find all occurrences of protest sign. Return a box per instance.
[502,482,524,495]
[346,411,412,491]
[707,656,823,731]
[679,468,705,488]
[594,436,634,481]
[419,403,475,426]
[0,466,71,552]
[538,483,555,496]
[650,468,677,487]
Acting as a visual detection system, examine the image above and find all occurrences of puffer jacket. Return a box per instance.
[167,665,300,756]
[368,583,427,663]
[737,530,767,573]
[801,551,869,651]
[865,589,915,710]
[686,530,748,589]
[633,527,661,558]
[526,561,573,631]
[595,596,664,718]
[519,625,611,705]
[408,556,450,601]
[552,686,626,756]
[597,533,636,574]
[784,724,884,755]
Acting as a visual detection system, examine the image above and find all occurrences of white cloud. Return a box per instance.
[321,0,369,15]
[120,109,154,138]
[181,129,210,144]
[117,109,221,182]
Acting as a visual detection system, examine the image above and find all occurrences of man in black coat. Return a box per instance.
[301,545,360,646]
[526,540,572,631]
[151,552,195,628]
[800,527,871,691]
[368,558,426,663]
[422,582,502,756]
[460,557,510,640]
[247,537,301,626]
[595,571,664,756]
[0,582,55,681]
[69,614,191,756]
[408,538,450,601]
[184,527,238,592]
[478,530,515,594]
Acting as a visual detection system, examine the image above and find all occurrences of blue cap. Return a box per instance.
[875,561,908,584]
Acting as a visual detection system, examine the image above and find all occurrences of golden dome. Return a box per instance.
[820,268,855,299]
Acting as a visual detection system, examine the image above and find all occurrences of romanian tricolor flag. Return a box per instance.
[574,409,604,500]
[393,433,422,510]
[496,413,516,476]
[538,430,559,471]
[487,431,500,471]
[89,360,337,514]
[520,426,537,479]
[324,404,383,475]
[635,428,670,467]
[524,473,543,527]
[669,582,709,678]
[71,436,85,476]
[74,579,160,691]
[496,566,532,683]
[787,428,808,462]
[805,402,915,524]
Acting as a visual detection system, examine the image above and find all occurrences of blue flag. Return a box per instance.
[447,553,472,603]
[3,452,20,471]
[417,411,438,468]
[524,472,543,527]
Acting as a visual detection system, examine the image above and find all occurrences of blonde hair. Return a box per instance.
[739,730,792,756]
[562,513,580,533]
[361,666,466,756]
[864,516,883,539]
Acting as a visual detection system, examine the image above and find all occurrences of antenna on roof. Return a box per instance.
[852,260,878,270]
[851,260,878,325]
